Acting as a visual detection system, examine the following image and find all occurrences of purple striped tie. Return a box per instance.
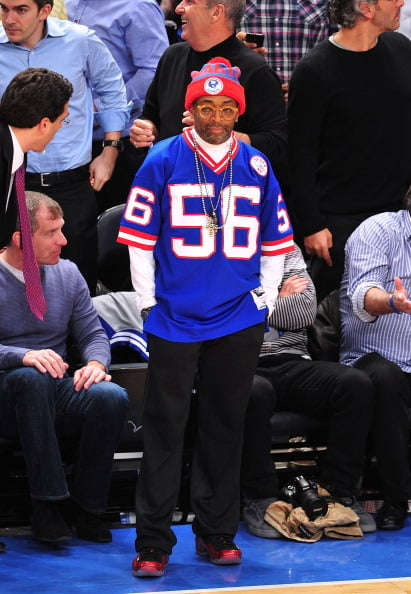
[14,165,46,320]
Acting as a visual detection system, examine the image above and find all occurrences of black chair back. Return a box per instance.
[97,204,132,292]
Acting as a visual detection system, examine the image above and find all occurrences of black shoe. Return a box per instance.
[0,542,6,552]
[195,535,242,565]
[74,508,112,543]
[31,500,72,543]
[376,501,408,531]
[132,547,169,578]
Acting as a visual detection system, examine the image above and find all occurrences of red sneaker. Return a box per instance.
[195,535,242,565]
[132,547,169,577]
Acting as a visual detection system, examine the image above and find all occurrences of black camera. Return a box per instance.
[280,475,328,520]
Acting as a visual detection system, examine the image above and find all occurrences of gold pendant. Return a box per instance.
[206,213,217,236]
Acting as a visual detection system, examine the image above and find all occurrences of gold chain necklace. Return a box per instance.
[192,136,233,237]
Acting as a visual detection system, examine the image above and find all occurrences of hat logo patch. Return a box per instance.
[204,77,224,95]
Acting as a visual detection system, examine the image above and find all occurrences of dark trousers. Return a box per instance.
[354,352,411,502]
[26,176,98,295]
[242,355,374,498]
[309,213,380,302]
[0,367,128,512]
[135,324,264,554]
[91,138,147,214]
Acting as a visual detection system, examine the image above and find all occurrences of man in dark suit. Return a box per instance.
[0,67,72,248]
[0,66,72,552]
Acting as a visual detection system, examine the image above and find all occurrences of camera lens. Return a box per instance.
[300,490,328,520]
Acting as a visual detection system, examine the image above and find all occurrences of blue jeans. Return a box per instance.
[0,367,128,513]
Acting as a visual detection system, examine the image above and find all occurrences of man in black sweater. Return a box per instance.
[288,0,411,301]
[129,0,289,197]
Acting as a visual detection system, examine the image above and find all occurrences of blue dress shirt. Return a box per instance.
[340,209,411,372]
[0,18,130,173]
[66,0,169,138]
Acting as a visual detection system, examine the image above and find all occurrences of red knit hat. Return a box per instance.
[184,57,246,115]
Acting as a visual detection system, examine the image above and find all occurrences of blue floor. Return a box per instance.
[1,519,411,594]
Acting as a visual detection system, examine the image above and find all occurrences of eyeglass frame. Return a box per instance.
[194,103,239,122]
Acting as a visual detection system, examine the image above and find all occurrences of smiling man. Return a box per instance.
[129,0,290,198]
[119,57,293,578]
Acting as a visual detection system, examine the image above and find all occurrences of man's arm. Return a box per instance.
[87,30,130,190]
[128,246,157,314]
[269,246,317,330]
[124,1,169,120]
[68,268,112,371]
[344,213,411,322]
[364,277,411,316]
[288,58,329,250]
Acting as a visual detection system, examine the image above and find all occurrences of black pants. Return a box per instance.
[242,355,374,499]
[26,176,97,295]
[309,212,382,302]
[354,352,411,502]
[135,324,264,554]
[91,138,147,214]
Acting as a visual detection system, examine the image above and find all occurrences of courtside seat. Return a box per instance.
[97,204,131,293]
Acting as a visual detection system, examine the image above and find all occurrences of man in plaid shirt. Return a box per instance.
[240,0,334,98]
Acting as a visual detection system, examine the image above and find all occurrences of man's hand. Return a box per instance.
[73,361,112,392]
[130,119,158,147]
[392,276,411,310]
[304,228,333,267]
[22,349,69,378]
[89,148,118,192]
[182,110,194,130]
[279,274,309,297]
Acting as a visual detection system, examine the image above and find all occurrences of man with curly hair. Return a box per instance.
[288,0,411,301]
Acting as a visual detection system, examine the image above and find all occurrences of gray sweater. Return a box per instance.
[0,258,110,370]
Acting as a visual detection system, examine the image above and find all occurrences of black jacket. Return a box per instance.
[0,121,18,248]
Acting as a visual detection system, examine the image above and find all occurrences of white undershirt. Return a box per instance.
[191,128,232,161]
[6,127,24,211]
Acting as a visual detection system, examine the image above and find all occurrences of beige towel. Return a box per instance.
[264,498,363,542]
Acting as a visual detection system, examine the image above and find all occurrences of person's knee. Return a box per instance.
[355,352,403,385]
[85,382,128,417]
[355,353,408,408]
[5,367,55,402]
[336,367,375,411]
[247,375,276,414]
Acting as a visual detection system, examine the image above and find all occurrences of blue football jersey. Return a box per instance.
[118,129,293,342]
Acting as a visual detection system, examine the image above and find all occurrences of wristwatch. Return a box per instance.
[102,139,124,151]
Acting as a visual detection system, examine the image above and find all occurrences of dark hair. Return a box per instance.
[34,0,54,8]
[0,68,72,128]
[330,0,377,28]
[404,185,411,214]
[206,0,245,30]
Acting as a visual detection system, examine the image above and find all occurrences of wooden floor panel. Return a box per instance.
[172,580,411,594]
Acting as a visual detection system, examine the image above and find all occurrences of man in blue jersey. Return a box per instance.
[340,192,411,532]
[118,57,293,577]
